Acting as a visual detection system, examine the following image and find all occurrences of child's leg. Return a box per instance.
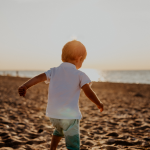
[49,118,64,149]
[63,119,80,150]
[50,135,62,150]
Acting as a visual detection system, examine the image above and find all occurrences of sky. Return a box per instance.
[0,0,150,71]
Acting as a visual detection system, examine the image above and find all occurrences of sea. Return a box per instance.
[0,69,150,84]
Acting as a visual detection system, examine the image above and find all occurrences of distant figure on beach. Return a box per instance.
[16,71,19,77]
[18,40,103,150]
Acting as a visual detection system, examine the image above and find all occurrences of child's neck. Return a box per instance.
[66,61,76,66]
[65,61,78,69]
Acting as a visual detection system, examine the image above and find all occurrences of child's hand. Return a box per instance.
[97,103,104,112]
[18,85,27,97]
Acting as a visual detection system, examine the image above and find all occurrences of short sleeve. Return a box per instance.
[79,72,92,88]
[44,69,52,84]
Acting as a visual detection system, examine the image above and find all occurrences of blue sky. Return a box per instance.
[0,0,150,70]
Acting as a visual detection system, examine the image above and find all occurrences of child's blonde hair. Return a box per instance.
[61,40,87,62]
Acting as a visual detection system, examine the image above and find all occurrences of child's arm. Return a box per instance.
[18,73,47,97]
[82,83,104,112]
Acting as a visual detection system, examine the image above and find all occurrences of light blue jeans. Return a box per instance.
[50,118,80,150]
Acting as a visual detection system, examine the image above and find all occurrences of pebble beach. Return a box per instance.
[0,76,150,150]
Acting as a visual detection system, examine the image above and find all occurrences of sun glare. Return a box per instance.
[80,68,105,82]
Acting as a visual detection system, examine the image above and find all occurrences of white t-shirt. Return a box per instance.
[45,62,91,119]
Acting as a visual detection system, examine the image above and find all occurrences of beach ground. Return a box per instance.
[0,76,150,150]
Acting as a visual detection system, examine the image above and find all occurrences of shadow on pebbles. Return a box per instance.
[0,76,150,150]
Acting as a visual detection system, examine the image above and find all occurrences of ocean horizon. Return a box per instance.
[0,69,150,84]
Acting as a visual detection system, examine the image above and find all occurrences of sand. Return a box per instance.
[0,76,150,150]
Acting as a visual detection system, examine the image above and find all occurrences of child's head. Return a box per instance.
[61,40,87,65]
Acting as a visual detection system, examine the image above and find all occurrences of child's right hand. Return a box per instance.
[18,85,27,97]
[97,103,104,112]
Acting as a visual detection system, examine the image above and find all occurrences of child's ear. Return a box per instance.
[75,56,82,62]
[79,56,83,61]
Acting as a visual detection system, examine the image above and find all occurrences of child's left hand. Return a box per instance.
[18,85,27,97]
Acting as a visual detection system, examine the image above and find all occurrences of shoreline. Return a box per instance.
[1,69,150,85]
[1,75,150,86]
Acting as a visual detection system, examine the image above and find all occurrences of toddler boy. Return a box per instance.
[18,40,103,150]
